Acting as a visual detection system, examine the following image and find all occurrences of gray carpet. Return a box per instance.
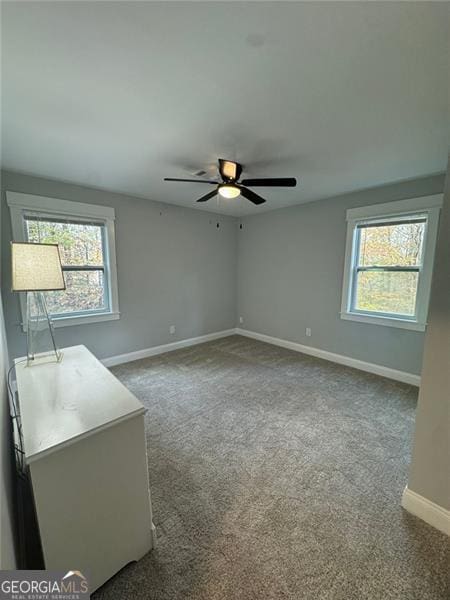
[94,335,450,600]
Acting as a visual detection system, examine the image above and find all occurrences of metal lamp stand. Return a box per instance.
[26,291,62,366]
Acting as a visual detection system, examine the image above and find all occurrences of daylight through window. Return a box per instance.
[341,196,442,331]
[351,218,425,318]
[25,216,110,317]
[7,192,119,327]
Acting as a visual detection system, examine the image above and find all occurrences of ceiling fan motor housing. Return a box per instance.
[219,159,242,182]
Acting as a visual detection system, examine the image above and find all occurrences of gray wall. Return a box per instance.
[237,174,445,375]
[1,170,238,360]
[0,200,16,568]
[408,159,450,509]
[1,170,445,376]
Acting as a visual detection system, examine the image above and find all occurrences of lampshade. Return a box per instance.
[11,242,65,292]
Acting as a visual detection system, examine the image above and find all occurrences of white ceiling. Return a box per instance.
[1,1,449,216]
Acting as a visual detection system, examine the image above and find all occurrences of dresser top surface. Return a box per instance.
[15,345,145,462]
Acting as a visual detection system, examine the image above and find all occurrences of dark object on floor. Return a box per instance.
[17,469,44,569]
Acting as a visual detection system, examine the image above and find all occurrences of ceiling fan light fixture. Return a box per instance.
[218,184,240,199]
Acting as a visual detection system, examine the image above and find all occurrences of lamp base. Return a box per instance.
[26,350,63,368]
[26,292,62,367]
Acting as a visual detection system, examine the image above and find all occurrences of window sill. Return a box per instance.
[20,311,121,331]
[340,311,426,332]
[53,312,120,328]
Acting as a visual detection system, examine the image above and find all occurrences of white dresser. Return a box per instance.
[15,345,155,592]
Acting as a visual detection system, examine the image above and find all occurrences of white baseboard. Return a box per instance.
[402,486,450,536]
[102,326,421,386]
[101,329,237,367]
[235,328,420,386]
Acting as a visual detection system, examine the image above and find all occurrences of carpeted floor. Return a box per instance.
[93,335,450,600]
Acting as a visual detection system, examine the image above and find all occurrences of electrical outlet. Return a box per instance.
[239,316,244,324]
[169,325,176,335]
[305,327,312,337]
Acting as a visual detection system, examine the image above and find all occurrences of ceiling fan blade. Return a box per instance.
[240,177,297,187]
[218,159,242,181]
[239,186,266,205]
[164,177,218,184]
[196,188,218,202]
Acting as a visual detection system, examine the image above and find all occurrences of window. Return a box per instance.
[7,192,120,328]
[25,217,109,317]
[341,195,442,331]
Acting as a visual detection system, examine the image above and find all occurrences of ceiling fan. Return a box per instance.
[164,158,297,205]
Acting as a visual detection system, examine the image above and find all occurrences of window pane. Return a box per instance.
[354,271,418,316]
[358,221,425,267]
[45,270,106,315]
[25,219,104,267]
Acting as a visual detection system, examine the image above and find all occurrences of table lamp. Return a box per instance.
[11,242,65,366]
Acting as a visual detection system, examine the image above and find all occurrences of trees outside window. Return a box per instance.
[25,218,109,317]
[7,191,119,328]
[341,196,442,331]
[353,219,425,316]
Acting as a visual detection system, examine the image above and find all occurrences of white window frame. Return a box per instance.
[7,191,120,329]
[340,194,442,332]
